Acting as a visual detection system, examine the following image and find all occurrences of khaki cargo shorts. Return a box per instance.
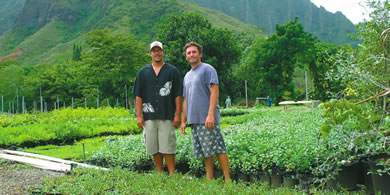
[144,120,176,155]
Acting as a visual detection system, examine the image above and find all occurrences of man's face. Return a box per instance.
[185,46,202,65]
[150,47,164,63]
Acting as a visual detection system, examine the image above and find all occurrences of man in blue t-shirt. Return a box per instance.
[267,96,272,107]
[180,41,231,181]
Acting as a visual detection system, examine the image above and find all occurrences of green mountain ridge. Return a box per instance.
[0,0,263,65]
[184,0,359,45]
[0,0,26,35]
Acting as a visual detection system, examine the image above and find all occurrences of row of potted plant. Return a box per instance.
[91,104,389,192]
[0,108,139,148]
[92,109,324,178]
[0,107,132,128]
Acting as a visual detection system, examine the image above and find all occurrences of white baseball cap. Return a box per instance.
[150,41,163,51]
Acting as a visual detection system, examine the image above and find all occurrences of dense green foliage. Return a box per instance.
[156,12,242,97]
[92,108,323,175]
[0,107,139,147]
[308,43,343,101]
[239,18,316,102]
[21,30,148,108]
[90,104,389,183]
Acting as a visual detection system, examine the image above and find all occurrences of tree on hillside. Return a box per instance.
[79,30,149,105]
[24,61,82,109]
[240,18,317,103]
[156,12,241,99]
[308,42,343,101]
[0,65,25,112]
[24,30,149,109]
[72,44,82,61]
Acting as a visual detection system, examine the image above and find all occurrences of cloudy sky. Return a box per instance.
[310,0,371,24]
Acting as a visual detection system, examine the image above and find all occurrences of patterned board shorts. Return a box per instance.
[190,124,226,159]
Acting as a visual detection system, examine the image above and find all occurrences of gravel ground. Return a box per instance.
[0,159,65,195]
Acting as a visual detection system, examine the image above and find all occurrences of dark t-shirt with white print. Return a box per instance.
[133,63,182,121]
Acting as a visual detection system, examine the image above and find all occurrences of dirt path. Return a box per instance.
[0,160,64,195]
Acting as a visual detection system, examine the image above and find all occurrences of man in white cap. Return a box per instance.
[133,41,182,175]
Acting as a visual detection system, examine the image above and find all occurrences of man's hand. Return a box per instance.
[136,116,144,129]
[180,123,187,135]
[173,114,181,128]
[205,114,215,129]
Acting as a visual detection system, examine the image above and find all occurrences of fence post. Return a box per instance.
[57,97,59,109]
[16,88,19,114]
[40,87,43,113]
[22,96,25,114]
[97,85,99,108]
[125,84,128,109]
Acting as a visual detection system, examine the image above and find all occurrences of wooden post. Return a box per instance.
[72,97,74,109]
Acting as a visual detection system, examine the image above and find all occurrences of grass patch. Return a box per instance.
[24,136,126,162]
[30,167,309,194]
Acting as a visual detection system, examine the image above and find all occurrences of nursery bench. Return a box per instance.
[278,100,320,110]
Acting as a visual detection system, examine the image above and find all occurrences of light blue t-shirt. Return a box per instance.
[183,63,220,125]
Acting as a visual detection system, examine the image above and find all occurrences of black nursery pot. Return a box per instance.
[326,161,364,191]
[364,154,390,195]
